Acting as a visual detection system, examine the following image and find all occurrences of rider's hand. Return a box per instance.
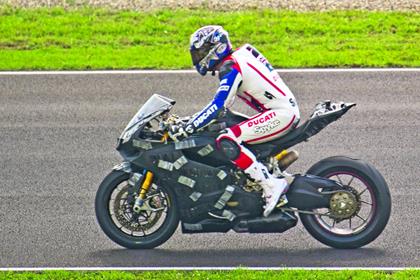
[169,123,194,141]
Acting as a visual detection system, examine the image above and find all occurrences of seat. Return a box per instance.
[247,103,356,159]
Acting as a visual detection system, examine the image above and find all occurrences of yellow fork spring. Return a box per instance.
[139,171,154,199]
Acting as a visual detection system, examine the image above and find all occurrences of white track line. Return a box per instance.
[0,267,417,271]
[0,68,419,75]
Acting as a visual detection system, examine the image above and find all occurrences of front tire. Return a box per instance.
[300,156,391,249]
[95,170,179,249]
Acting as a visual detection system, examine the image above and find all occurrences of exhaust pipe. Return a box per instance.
[234,211,297,233]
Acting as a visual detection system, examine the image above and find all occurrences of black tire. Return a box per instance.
[300,156,391,249]
[95,170,179,249]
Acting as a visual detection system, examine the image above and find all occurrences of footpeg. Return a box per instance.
[276,195,288,208]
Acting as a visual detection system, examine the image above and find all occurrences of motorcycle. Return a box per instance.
[95,94,391,249]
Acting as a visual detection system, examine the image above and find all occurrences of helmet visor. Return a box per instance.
[190,43,212,65]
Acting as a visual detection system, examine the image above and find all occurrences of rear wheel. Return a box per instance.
[300,156,391,249]
[95,170,179,249]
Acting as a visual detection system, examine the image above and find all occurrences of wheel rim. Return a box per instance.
[108,181,169,237]
[313,171,376,236]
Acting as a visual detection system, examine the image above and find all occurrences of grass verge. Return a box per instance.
[0,270,420,280]
[0,7,419,70]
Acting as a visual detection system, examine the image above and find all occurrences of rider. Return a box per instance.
[177,25,300,217]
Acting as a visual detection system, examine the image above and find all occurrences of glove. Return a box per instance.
[169,123,194,141]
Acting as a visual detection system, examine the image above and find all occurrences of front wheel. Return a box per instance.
[300,156,391,249]
[95,170,179,249]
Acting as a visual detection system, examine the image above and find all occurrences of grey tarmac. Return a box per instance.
[0,70,419,267]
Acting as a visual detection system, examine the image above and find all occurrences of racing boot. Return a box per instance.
[244,162,288,217]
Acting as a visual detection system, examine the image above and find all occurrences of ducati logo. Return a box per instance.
[247,112,277,127]
[193,104,218,127]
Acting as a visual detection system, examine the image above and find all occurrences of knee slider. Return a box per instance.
[218,138,241,161]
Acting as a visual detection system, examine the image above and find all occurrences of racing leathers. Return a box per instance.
[188,44,300,217]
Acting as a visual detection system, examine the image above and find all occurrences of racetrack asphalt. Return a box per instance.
[0,70,419,267]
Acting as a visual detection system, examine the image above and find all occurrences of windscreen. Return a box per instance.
[123,94,175,132]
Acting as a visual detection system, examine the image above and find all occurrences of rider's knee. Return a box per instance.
[216,129,241,161]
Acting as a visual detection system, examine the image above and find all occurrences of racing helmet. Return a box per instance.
[189,25,232,76]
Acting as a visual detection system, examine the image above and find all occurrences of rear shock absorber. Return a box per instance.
[132,170,154,213]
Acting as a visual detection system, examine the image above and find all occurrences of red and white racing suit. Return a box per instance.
[188,44,300,215]
[190,44,300,169]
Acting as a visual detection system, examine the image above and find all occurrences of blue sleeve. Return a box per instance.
[189,68,242,130]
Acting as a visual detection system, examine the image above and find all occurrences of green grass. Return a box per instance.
[0,270,419,280]
[0,7,419,70]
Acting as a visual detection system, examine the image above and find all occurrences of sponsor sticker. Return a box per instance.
[193,104,218,127]
[253,119,281,135]
[217,85,230,92]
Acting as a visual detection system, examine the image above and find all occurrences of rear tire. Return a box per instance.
[300,156,391,249]
[95,170,179,249]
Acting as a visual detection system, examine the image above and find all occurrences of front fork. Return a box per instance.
[130,170,154,213]
[113,162,156,213]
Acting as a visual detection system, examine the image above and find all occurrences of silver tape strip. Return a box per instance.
[173,156,188,170]
[208,210,236,221]
[189,192,202,202]
[132,139,153,150]
[158,160,173,171]
[197,144,214,156]
[214,185,235,210]
[128,172,143,187]
[183,223,203,231]
[222,210,236,222]
[113,161,132,173]
[178,176,196,188]
[175,139,197,150]
[217,170,227,180]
